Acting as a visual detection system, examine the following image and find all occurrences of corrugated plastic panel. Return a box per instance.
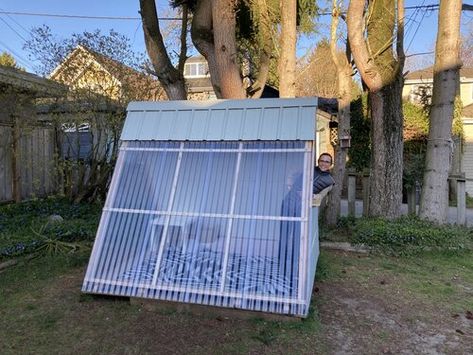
[121,98,317,141]
[82,140,319,317]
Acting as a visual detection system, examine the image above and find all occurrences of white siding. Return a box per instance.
[463,122,473,195]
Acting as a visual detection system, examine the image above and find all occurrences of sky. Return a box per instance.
[0,1,472,75]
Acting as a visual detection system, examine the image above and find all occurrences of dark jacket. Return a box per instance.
[313,167,335,194]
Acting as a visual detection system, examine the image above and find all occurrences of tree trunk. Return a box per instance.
[278,0,297,98]
[247,0,273,99]
[139,0,187,100]
[211,0,246,98]
[368,78,404,217]
[325,0,353,226]
[347,0,404,219]
[419,0,462,223]
[191,0,223,98]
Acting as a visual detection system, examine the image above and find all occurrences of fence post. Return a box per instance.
[11,115,21,202]
[456,174,466,226]
[407,187,417,215]
[348,169,356,217]
[362,169,370,216]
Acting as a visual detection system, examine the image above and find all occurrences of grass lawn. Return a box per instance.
[1,249,472,354]
[1,198,472,353]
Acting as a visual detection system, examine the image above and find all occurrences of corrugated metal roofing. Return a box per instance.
[121,98,317,141]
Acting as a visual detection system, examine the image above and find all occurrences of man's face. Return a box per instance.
[318,155,332,172]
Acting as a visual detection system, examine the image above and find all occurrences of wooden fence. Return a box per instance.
[346,170,469,226]
[0,123,57,202]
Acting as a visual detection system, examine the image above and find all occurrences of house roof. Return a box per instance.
[186,77,213,93]
[185,55,206,64]
[122,98,317,141]
[464,103,473,118]
[405,66,473,81]
[50,45,164,100]
[0,65,66,98]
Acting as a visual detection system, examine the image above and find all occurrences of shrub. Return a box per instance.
[352,216,472,256]
[0,197,101,259]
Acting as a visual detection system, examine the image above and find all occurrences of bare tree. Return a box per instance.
[347,0,405,219]
[296,41,339,98]
[325,0,354,225]
[461,24,473,67]
[419,0,462,223]
[279,0,297,97]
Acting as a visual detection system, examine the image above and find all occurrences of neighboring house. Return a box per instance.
[403,67,473,195]
[49,45,165,102]
[47,45,167,164]
[184,56,216,100]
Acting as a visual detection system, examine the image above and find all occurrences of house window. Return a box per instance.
[184,62,209,77]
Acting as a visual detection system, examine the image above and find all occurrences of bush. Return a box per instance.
[0,197,101,259]
[352,216,473,256]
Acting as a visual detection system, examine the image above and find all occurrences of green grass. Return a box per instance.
[321,249,473,313]
[1,198,472,353]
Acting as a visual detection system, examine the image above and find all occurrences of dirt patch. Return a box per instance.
[316,251,473,354]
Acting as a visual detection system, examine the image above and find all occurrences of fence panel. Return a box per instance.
[0,125,57,202]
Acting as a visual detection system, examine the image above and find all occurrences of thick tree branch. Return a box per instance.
[191,0,223,98]
[347,0,383,91]
[139,0,186,99]
[178,4,189,74]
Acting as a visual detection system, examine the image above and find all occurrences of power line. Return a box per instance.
[0,10,180,21]
[1,3,471,21]
[0,16,28,42]
[0,8,31,36]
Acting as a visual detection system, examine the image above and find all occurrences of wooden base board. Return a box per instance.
[130,297,301,322]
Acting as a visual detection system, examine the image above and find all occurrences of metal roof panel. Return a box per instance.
[123,98,317,141]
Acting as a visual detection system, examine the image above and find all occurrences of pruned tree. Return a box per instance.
[325,0,354,225]
[347,0,405,219]
[419,0,462,223]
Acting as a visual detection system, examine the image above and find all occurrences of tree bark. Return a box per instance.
[139,0,187,100]
[247,0,273,99]
[278,0,297,98]
[325,0,353,226]
[347,0,404,219]
[419,0,462,223]
[211,0,246,98]
[191,0,223,98]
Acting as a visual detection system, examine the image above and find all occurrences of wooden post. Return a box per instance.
[362,169,370,216]
[11,115,21,202]
[348,170,356,217]
[456,174,466,226]
[407,187,417,215]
